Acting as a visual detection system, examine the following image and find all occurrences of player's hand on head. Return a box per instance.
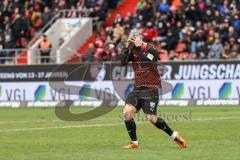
[128,36,143,47]
[127,36,133,43]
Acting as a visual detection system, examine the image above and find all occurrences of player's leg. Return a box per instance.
[143,97,187,149]
[123,104,140,148]
[142,99,175,138]
[146,114,174,137]
[123,104,137,140]
[146,114,187,149]
[123,91,140,149]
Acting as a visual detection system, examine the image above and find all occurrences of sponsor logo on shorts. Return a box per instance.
[150,102,155,112]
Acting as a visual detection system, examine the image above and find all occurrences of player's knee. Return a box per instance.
[146,115,157,124]
[123,110,133,121]
[123,104,135,121]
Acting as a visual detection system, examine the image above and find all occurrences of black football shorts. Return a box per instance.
[125,87,159,115]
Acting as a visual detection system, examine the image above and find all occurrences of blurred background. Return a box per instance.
[0,0,239,107]
[0,1,240,159]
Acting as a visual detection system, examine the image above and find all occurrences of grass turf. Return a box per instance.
[0,106,239,160]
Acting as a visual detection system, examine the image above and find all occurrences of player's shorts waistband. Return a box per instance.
[133,86,159,98]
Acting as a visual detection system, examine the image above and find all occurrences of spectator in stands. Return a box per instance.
[165,30,178,52]
[141,21,158,42]
[3,26,14,48]
[210,38,223,59]
[129,23,142,37]
[107,0,119,9]
[197,41,209,58]
[86,0,99,8]
[222,41,231,59]
[232,14,240,32]
[0,0,116,51]
[129,13,139,26]
[123,12,134,26]
[123,13,133,34]
[38,35,52,63]
[170,0,182,11]
[137,0,144,10]
[230,49,240,60]
[0,36,4,63]
[113,23,124,43]
[90,4,105,32]
[137,1,154,24]
[12,14,28,48]
[229,38,240,58]
[199,51,207,60]
[156,22,167,42]
[106,43,117,60]
[158,0,170,14]
[228,26,238,41]
[42,6,54,26]
[85,43,95,62]
[94,38,105,60]
[76,0,88,16]
[114,14,123,25]
[219,0,231,16]
[87,0,240,61]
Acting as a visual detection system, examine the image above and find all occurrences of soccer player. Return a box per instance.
[121,36,187,149]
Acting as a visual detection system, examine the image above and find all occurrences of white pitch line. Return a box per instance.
[193,116,240,121]
[0,117,240,132]
[0,122,125,132]
[0,120,50,124]
[0,118,108,124]
[0,116,239,125]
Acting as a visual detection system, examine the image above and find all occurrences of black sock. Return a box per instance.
[125,118,137,141]
[154,117,173,136]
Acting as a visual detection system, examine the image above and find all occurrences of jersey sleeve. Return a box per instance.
[120,48,133,66]
[135,45,158,62]
[147,46,159,62]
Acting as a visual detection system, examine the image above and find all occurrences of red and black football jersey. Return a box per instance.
[122,44,161,89]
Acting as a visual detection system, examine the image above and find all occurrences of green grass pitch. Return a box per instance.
[0,106,239,160]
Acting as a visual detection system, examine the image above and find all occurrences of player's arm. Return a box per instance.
[120,47,133,66]
[129,36,158,62]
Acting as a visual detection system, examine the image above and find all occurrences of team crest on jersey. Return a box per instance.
[150,102,155,108]
[146,53,154,61]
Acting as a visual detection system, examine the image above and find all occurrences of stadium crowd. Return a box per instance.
[0,0,240,62]
[0,0,118,50]
[88,0,240,61]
